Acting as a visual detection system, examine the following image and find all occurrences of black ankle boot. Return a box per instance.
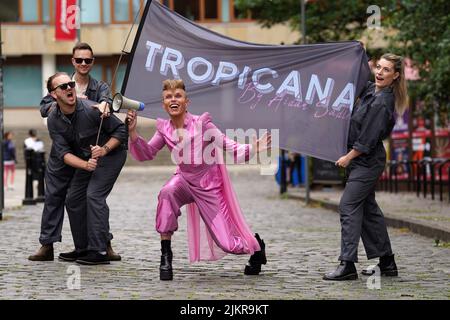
[323,261,358,281]
[244,233,267,275]
[160,240,173,281]
[361,254,398,276]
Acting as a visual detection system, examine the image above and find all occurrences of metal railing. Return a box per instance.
[379,158,450,202]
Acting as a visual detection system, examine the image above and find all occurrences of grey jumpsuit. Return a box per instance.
[47,99,127,252]
[339,82,395,263]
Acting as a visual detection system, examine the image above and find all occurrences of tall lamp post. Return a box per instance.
[301,0,310,205]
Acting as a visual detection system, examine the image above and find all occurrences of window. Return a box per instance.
[81,0,102,24]
[103,0,111,24]
[4,59,42,107]
[113,0,130,22]
[174,0,199,21]
[6,0,148,25]
[6,0,44,24]
[111,0,147,23]
[162,0,221,22]
[42,0,50,23]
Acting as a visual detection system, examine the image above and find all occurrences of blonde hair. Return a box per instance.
[380,53,409,115]
[162,79,186,91]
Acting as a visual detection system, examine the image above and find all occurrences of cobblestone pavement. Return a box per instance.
[0,166,449,300]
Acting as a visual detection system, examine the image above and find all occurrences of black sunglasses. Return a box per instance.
[74,58,94,64]
[52,81,76,92]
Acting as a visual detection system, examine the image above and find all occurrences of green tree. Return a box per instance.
[386,0,449,123]
[235,0,449,120]
[234,0,391,44]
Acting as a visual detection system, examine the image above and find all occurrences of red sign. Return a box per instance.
[55,0,78,41]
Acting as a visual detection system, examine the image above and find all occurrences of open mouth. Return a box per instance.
[67,92,74,98]
[376,76,384,82]
[170,103,179,110]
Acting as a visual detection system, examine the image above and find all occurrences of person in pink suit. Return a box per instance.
[127,79,271,280]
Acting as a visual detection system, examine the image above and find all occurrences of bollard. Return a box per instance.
[421,159,431,198]
[385,163,390,191]
[429,159,441,200]
[416,160,422,198]
[280,150,287,194]
[389,160,397,193]
[23,149,36,205]
[35,151,46,202]
[422,161,427,198]
[393,161,399,194]
[438,160,450,202]
[405,160,413,192]
[448,165,450,203]
[386,161,393,192]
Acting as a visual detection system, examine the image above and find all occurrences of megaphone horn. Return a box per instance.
[112,93,145,112]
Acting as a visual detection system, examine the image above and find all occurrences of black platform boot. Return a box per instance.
[361,254,398,276]
[160,240,173,281]
[244,233,267,275]
[323,261,358,281]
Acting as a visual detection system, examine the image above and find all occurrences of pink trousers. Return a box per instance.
[156,172,249,255]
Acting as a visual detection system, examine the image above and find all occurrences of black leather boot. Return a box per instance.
[160,240,173,281]
[323,261,358,281]
[361,254,398,276]
[244,233,267,275]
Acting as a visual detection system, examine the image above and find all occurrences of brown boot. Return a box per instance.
[106,241,121,261]
[28,244,54,261]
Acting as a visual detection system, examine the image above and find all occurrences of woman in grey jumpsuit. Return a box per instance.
[323,53,409,281]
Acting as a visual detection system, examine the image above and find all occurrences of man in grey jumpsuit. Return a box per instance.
[29,43,121,262]
[29,73,121,261]
[44,72,127,265]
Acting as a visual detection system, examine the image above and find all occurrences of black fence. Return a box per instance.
[377,158,450,202]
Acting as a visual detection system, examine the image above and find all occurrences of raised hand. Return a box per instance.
[252,132,272,154]
[93,101,111,118]
[127,109,138,132]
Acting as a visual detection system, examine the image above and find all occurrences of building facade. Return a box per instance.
[1,0,299,166]
[2,0,299,112]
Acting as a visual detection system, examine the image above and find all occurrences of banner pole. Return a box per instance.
[77,0,81,42]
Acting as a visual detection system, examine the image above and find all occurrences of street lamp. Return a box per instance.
[300,0,310,205]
